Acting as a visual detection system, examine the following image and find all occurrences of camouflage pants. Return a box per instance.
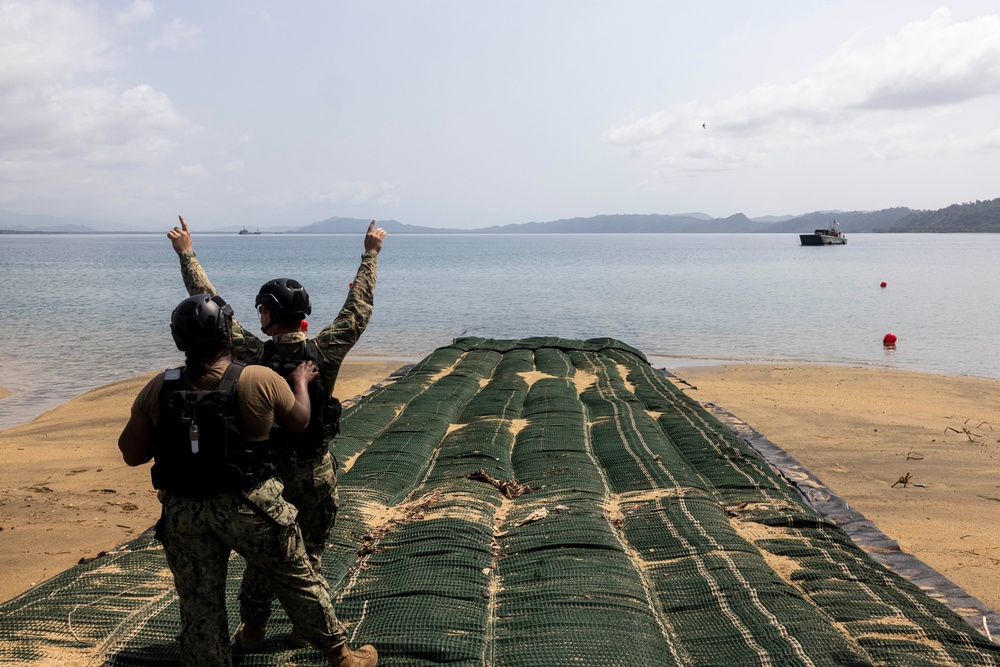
[239,450,340,624]
[159,477,346,667]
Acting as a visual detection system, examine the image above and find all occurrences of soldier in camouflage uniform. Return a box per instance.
[167,216,386,649]
[118,294,377,667]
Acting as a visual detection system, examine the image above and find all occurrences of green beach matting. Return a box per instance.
[1,336,999,666]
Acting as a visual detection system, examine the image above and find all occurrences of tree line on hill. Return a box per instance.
[2,198,998,234]
[298,198,1000,234]
[880,198,1000,232]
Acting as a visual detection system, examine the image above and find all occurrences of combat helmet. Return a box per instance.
[170,294,234,352]
[255,278,311,327]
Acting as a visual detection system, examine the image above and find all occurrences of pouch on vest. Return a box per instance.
[261,339,342,461]
[151,361,275,496]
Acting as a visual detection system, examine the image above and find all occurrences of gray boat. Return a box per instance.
[800,222,846,245]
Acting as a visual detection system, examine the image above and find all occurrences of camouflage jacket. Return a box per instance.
[177,250,377,396]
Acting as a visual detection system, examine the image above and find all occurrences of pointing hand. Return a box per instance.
[364,219,387,254]
[167,215,193,255]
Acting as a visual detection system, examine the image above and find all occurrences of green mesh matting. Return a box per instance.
[2,336,999,666]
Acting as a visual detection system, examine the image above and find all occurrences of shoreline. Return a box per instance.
[0,353,429,433]
[2,360,999,618]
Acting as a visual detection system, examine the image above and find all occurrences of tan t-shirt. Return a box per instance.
[130,362,295,441]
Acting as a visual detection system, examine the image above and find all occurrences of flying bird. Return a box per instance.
[702,123,707,129]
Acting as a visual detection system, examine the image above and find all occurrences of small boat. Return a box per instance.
[800,222,846,245]
[238,228,261,235]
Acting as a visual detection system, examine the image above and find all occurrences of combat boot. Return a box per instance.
[235,621,267,650]
[323,642,378,666]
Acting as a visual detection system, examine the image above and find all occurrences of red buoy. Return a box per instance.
[880,281,887,288]
[300,319,309,331]
[883,332,897,346]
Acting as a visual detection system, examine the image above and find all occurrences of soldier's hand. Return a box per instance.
[167,215,194,255]
[289,361,319,386]
[364,219,387,254]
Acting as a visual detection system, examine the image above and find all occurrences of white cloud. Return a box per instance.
[985,127,1000,152]
[347,181,399,207]
[0,80,187,165]
[305,182,400,207]
[117,0,154,25]
[247,181,402,211]
[224,160,245,172]
[849,9,1000,110]
[240,4,271,23]
[606,9,1000,173]
[0,0,113,89]
[0,0,193,189]
[176,164,207,177]
[148,18,203,51]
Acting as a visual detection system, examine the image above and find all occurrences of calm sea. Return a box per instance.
[1,232,999,429]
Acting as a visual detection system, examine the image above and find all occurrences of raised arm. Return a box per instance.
[168,215,264,363]
[169,215,220,297]
[314,220,386,391]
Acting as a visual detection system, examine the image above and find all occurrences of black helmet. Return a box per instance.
[255,278,312,322]
[170,294,234,352]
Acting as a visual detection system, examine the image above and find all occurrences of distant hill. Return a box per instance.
[765,208,914,233]
[878,198,1000,232]
[3,198,999,234]
[467,213,760,233]
[750,214,796,223]
[0,209,114,233]
[297,216,448,234]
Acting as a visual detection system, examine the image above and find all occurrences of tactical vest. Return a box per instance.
[261,339,342,462]
[150,361,277,497]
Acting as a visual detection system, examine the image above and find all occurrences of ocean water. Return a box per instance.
[1,232,999,429]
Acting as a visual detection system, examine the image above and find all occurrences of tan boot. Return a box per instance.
[235,621,267,650]
[323,642,378,667]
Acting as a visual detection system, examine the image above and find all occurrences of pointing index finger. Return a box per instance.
[368,219,376,231]
[178,215,189,232]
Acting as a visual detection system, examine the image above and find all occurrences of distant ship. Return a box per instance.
[800,222,846,245]
[238,228,261,235]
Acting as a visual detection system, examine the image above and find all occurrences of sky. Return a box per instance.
[2,1,999,230]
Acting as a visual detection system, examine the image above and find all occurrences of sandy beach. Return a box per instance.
[676,364,1000,614]
[2,360,999,619]
[0,358,406,604]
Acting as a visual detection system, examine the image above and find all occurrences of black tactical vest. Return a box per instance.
[261,339,342,462]
[151,361,276,496]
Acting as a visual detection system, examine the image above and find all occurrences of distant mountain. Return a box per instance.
[297,216,447,234]
[765,208,913,233]
[0,209,106,233]
[878,198,1000,232]
[467,213,759,233]
[3,198,998,234]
